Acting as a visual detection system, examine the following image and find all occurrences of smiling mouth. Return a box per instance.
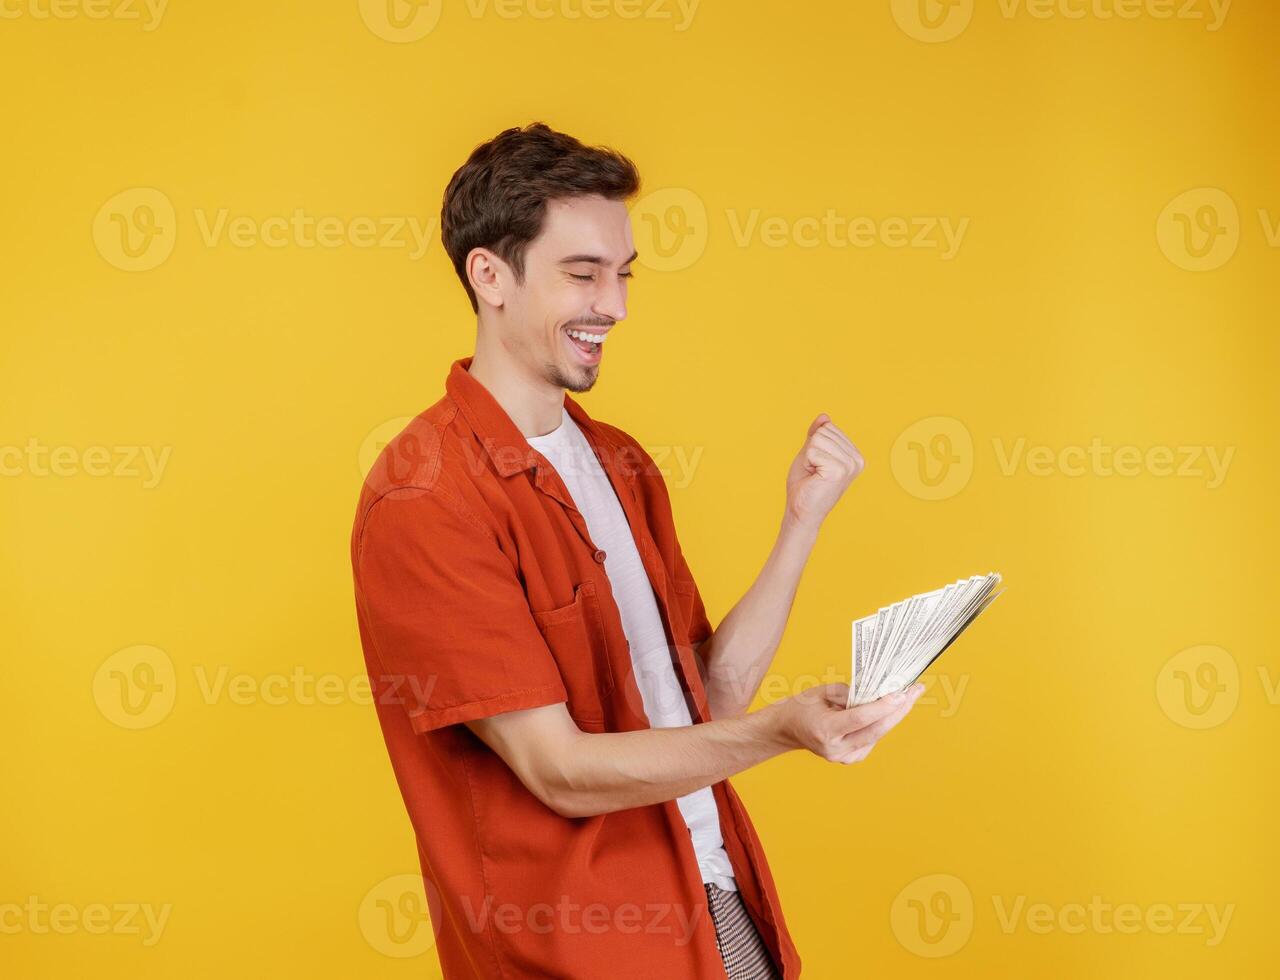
[562,326,607,365]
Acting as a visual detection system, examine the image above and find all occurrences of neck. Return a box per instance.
[467,328,565,438]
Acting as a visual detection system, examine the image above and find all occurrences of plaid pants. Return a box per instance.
[704,883,782,979]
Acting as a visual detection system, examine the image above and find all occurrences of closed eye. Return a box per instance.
[571,272,634,281]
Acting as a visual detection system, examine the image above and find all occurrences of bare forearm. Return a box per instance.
[701,515,819,718]
[469,678,919,821]
[551,704,791,818]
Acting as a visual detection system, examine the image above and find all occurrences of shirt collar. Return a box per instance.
[445,355,610,477]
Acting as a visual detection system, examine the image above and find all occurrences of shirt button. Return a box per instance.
[593,549,607,563]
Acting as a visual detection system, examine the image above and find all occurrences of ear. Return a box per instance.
[467,247,506,311]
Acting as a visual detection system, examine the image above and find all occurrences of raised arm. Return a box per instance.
[698,413,865,718]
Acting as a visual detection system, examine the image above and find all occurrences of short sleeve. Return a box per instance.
[353,486,568,734]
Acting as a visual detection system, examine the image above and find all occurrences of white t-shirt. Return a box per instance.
[526,405,737,892]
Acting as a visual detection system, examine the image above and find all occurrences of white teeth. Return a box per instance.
[566,328,607,343]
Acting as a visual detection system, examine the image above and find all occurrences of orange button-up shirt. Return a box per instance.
[350,355,801,978]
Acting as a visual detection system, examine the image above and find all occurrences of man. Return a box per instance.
[350,122,925,979]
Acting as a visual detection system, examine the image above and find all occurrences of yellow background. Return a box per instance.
[2,0,1276,976]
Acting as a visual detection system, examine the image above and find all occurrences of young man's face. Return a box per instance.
[500,194,635,393]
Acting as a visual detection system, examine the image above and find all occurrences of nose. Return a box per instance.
[591,273,628,323]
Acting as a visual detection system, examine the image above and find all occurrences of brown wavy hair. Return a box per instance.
[440,122,641,313]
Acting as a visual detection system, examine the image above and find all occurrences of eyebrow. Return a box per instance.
[558,250,638,267]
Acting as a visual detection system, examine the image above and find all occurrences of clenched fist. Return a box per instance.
[784,413,864,530]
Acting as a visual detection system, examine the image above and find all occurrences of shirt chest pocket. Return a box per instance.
[531,581,615,730]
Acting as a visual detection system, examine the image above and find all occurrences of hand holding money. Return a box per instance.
[765,682,925,766]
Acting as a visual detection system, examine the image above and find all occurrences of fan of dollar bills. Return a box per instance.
[847,573,1004,707]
